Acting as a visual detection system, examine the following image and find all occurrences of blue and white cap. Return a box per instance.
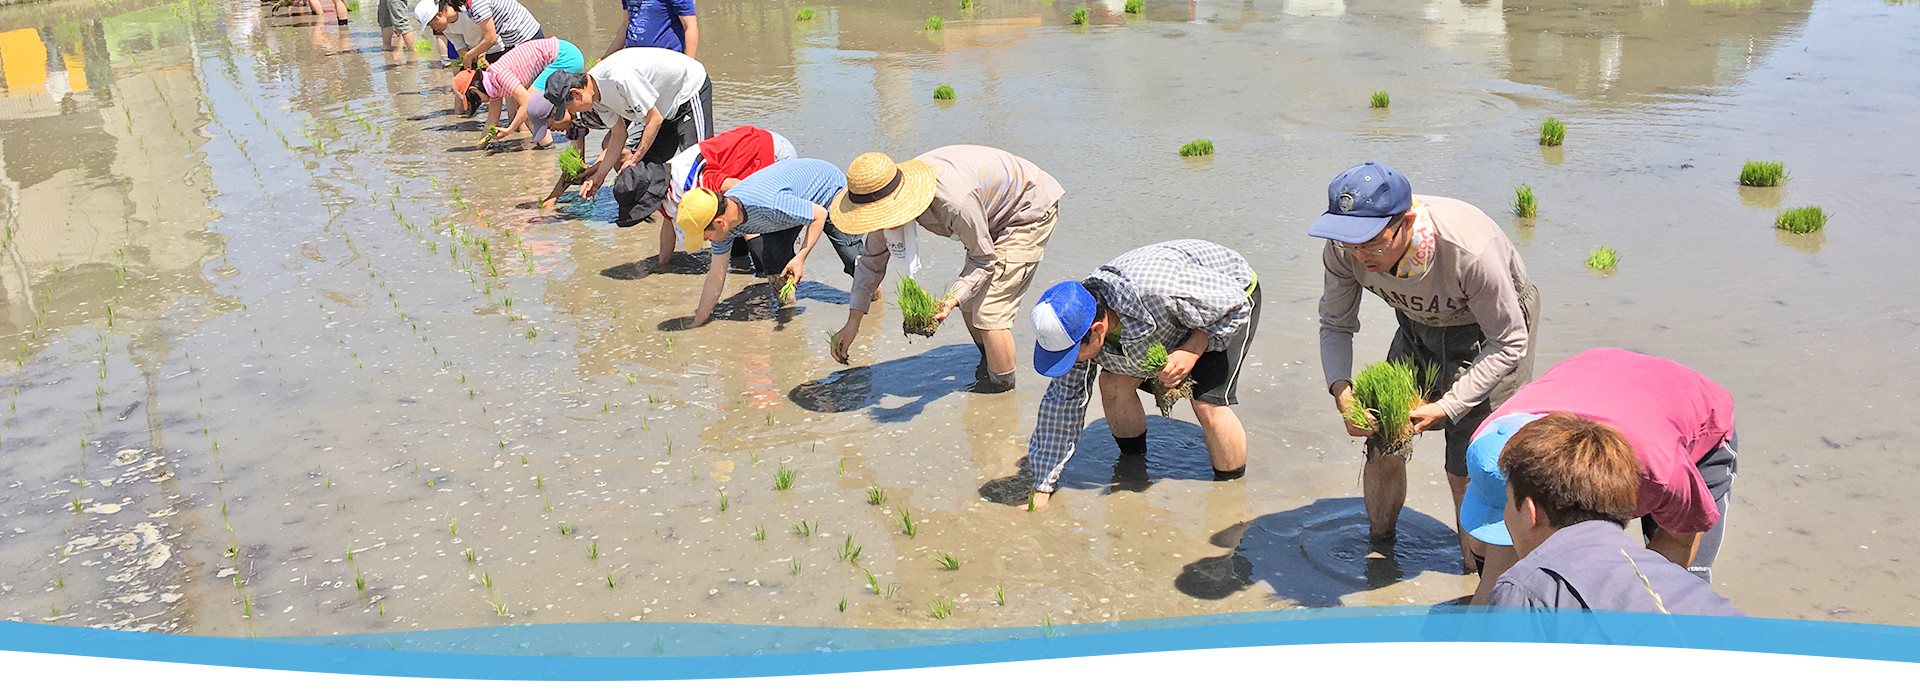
[1308,161,1414,244]
[1031,281,1098,378]
[1458,412,1547,547]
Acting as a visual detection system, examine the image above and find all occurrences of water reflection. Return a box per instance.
[1503,0,1813,99]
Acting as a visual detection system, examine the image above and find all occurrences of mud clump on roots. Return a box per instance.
[897,276,942,337]
[1137,344,1194,416]
[1349,359,1430,454]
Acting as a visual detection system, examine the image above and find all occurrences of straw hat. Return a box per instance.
[829,152,936,235]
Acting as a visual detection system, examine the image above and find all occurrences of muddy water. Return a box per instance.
[0,0,1916,637]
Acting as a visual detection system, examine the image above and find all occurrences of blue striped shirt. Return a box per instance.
[709,158,846,256]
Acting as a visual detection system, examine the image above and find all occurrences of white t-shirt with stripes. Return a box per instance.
[466,0,541,53]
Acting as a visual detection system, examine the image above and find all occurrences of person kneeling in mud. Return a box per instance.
[672,157,864,327]
[825,147,1064,394]
[1019,240,1261,511]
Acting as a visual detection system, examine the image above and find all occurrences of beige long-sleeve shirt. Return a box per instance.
[1318,195,1534,420]
[849,145,1064,314]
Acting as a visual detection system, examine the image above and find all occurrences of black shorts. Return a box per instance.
[633,77,714,164]
[740,220,860,280]
[1135,282,1262,407]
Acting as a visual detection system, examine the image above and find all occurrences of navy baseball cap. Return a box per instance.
[1031,280,1098,378]
[1308,162,1414,244]
[1458,412,1546,547]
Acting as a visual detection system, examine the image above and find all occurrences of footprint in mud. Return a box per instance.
[1176,497,1461,607]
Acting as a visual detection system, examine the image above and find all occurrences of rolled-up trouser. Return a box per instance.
[1641,432,1738,582]
[1385,283,1540,475]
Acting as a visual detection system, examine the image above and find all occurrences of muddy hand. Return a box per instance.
[931,297,959,322]
[1407,402,1448,433]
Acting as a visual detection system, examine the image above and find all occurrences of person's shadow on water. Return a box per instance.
[976,417,1217,505]
[788,343,977,423]
[1174,497,1464,607]
[657,281,806,330]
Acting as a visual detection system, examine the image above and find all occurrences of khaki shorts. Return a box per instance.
[376,0,417,32]
[960,204,1056,330]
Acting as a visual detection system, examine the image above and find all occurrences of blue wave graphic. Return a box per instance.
[2,608,1917,679]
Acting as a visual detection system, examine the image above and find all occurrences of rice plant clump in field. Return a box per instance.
[1370,91,1390,109]
[795,7,815,21]
[1348,359,1427,454]
[1586,246,1621,273]
[933,84,956,101]
[1539,117,1566,146]
[1137,344,1192,416]
[1179,139,1214,157]
[1125,0,1144,13]
[1740,160,1787,187]
[897,277,941,337]
[1775,206,1827,234]
[557,147,587,184]
[925,15,945,31]
[1072,7,1089,24]
[961,0,973,9]
[1513,185,1537,218]
[773,465,797,491]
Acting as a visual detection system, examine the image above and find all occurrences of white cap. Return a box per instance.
[413,0,438,27]
[1031,302,1076,353]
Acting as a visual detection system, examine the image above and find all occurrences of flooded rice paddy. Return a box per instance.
[1,0,1917,637]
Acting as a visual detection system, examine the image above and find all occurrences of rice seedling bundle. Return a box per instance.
[1071,7,1089,24]
[1586,246,1620,273]
[1539,117,1566,146]
[1137,344,1193,417]
[1370,91,1390,108]
[776,273,797,306]
[897,277,941,337]
[926,15,945,31]
[1740,160,1786,187]
[1513,185,1537,218]
[933,84,956,100]
[961,0,974,9]
[556,147,586,184]
[1349,359,1426,453]
[1775,206,1827,234]
[795,7,816,21]
[1125,0,1144,13]
[1179,139,1214,157]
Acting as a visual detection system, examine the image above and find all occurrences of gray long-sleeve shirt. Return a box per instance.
[849,145,1064,314]
[1318,195,1534,420]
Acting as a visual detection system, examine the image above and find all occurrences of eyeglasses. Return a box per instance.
[1337,218,1403,256]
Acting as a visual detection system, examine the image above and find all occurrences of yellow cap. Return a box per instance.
[676,187,720,240]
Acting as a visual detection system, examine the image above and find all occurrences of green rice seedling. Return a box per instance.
[1126,0,1144,13]
[795,7,816,20]
[482,572,493,588]
[449,517,458,537]
[1775,206,1827,234]
[1043,613,1056,637]
[790,560,802,576]
[243,598,253,619]
[1370,91,1390,109]
[961,0,973,8]
[490,600,509,617]
[840,536,863,563]
[792,520,814,537]
[1072,7,1089,24]
[933,84,957,101]
[897,277,942,336]
[901,508,918,538]
[1349,359,1428,454]
[1178,139,1214,157]
[1513,185,1537,218]
[346,1,359,12]
[933,552,960,571]
[465,549,476,563]
[557,147,587,184]
[839,597,848,613]
[1137,343,1193,416]
[774,466,797,491]
[838,457,847,474]
[589,541,599,560]
[776,274,797,306]
[864,568,880,593]
[928,596,955,619]
[866,485,888,506]
[347,548,355,563]
[559,522,574,536]
[996,583,1006,606]
[653,637,666,655]
[355,573,367,591]
[754,524,767,541]
[71,497,82,514]
[55,576,63,589]
[1586,246,1620,273]
[1539,117,1566,146]
[607,574,616,588]
[415,38,435,52]
[925,15,945,31]
[719,492,730,511]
